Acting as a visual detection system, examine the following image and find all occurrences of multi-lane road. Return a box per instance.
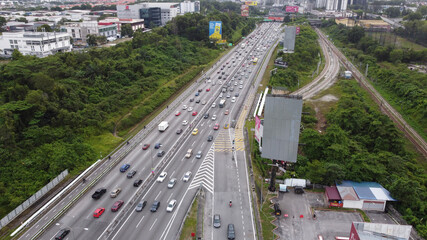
[18,22,282,240]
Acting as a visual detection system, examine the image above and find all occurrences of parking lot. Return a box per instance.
[272,189,363,240]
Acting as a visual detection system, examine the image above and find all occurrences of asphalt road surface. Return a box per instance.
[20,22,281,240]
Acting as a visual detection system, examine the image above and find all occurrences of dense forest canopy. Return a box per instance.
[0,5,256,218]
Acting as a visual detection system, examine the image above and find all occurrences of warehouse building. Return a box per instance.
[335,181,396,211]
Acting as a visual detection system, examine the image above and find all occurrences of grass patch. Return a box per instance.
[84,131,124,160]
[356,209,371,222]
[257,45,278,94]
[259,193,278,240]
[179,198,199,240]
[367,32,425,51]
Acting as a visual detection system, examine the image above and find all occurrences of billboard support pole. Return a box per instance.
[268,164,277,192]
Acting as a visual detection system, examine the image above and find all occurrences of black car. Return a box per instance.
[189,98,194,102]
[227,224,235,240]
[207,135,214,142]
[135,200,147,212]
[127,170,136,178]
[204,113,209,119]
[150,201,160,212]
[133,179,143,187]
[55,228,70,240]
[235,92,239,97]
[157,150,165,157]
[198,89,203,92]
[176,129,183,134]
[195,99,201,103]
[154,143,161,149]
[294,186,305,194]
[92,188,107,199]
[213,214,221,228]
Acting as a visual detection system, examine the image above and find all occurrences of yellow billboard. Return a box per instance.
[245,1,258,6]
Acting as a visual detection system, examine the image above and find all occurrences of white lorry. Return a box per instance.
[158,121,169,132]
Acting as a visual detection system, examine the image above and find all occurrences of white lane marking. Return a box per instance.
[167,193,173,202]
[136,216,145,228]
[170,171,175,178]
[154,191,162,200]
[192,141,195,146]
[201,142,205,148]
[149,218,158,231]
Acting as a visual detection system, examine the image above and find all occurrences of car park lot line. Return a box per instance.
[136,216,145,228]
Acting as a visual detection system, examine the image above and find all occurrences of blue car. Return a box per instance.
[120,164,130,172]
[195,92,199,96]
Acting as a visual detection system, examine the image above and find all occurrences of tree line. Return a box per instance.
[0,6,256,218]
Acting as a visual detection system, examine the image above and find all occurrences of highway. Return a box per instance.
[20,22,282,240]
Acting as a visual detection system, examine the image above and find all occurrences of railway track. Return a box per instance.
[314,28,427,159]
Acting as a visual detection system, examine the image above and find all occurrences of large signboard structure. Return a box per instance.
[261,94,303,163]
[241,5,249,17]
[245,1,258,6]
[209,21,222,40]
[283,26,296,52]
[285,6,299,12]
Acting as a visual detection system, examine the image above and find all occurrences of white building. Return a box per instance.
[179,1,200,14]
[326,0,347,11]
[0,31,72,57]
[117,3,182,27]
[61,21,117,43]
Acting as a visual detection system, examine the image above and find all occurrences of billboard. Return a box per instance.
[285,6,299,12]
[245,1,258,5]
[296,26,300,35]
[267,17,284,21]
[261,95,303,162]
[241,5,249,17]
[209,21,222,40]
[283,26,296,52]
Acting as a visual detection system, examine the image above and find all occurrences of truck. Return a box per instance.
[158,121,169,132]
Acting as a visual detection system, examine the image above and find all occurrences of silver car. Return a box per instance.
[168,178,177,189]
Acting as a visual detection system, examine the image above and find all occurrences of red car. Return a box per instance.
[192,111,198,116]
[213,123,219,130]
[175,111,181,116]
[206,88,210,92]
[93,208,105,218]
[142,144,150,150]
[225,110,229,115]
[111,200,124,212]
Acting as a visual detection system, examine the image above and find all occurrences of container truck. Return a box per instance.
[158,121,169,132]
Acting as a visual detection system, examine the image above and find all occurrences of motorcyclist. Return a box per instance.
[229,200,232,207]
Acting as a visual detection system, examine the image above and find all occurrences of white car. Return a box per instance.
[183,171,192,182]
[166,199,177,212]
[157,171,167,183]
[212,103,216,108]
[182,120,188,125]
[239,85,243,89]
[211,115,217,121]
[231,97,236,103]
[187,107,193,112]
[182,105,187,110]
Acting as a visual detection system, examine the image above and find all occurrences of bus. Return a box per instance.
[219,99,226,108]
[253,58,258,65]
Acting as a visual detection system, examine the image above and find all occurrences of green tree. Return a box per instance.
[121,23,134,37]
[16,17,28,23]
[385,7,401,18]
[389,49,403,63]
[347,26,365,43]
[86,34,98,46]
[0,16,6,27]
[36,24,53,32]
